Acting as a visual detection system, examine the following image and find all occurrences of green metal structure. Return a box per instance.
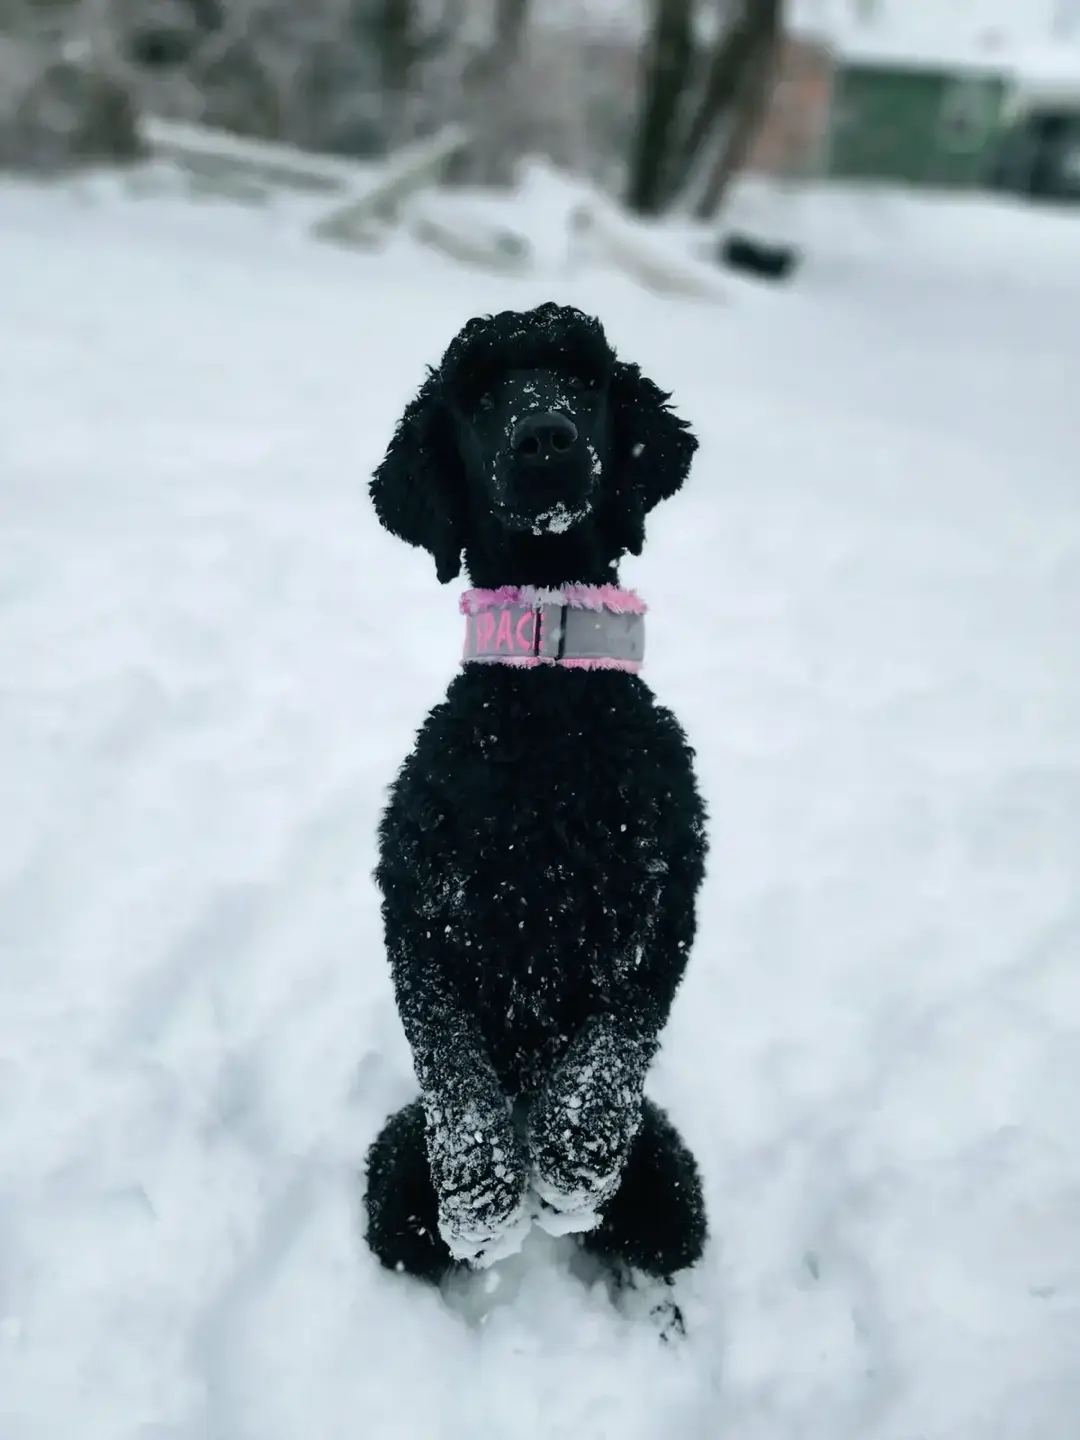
[825,55,1010,188]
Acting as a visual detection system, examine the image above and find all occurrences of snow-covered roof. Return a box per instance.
[803,0,1080,73]
[1011,41,1080,84]
[825,27,1011,75]
[808,0,1067,47]
[1007,43,1080,109]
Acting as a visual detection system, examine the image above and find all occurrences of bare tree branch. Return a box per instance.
[693,22,778,219]
[661,0,781,210]
[625,0,694,216]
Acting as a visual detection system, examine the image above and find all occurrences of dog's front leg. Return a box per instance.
[392,949,531,1266]
[529,822,704,1233]
[527,1011,654,1234]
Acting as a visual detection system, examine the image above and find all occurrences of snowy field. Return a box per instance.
[1,176,1079,1440]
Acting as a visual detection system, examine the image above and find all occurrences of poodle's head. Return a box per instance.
[370,302,698,588]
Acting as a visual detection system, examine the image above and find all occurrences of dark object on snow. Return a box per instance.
[363,302,708,1291]
[720,232,800,282]
[990,110,1080,204]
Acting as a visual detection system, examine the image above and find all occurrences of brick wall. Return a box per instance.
[747,34,835,177]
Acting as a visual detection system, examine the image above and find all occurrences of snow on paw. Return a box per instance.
[528,1082,638,1228]
[531,1174,609,1237]
[425,1087,530,1268]
[438,1190,532,1268]
[527,1018,646,1225]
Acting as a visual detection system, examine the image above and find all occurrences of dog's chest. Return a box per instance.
[385,667,700,1089]
[425,670,676,946]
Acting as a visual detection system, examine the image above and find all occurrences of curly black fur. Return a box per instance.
[363,302,708,1289]
[369,301,698,586]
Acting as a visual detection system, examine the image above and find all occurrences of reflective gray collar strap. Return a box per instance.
[461,595,646,672]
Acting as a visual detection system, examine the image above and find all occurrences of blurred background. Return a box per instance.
[2,0,1080,266]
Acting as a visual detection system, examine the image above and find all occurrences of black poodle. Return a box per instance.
[363,301,708,1299]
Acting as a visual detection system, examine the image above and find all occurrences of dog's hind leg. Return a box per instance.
[577,1097,706,1282]
[363,1098,460,1284]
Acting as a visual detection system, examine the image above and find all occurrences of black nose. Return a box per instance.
[511,411,579,463]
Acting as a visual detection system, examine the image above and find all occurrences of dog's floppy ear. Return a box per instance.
[370,369,465,584]
[607,361,698,556]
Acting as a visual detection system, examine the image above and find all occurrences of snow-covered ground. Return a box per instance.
[1,176,1078,1440]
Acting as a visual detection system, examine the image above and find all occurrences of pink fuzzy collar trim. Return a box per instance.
[459,585,646,672]
[460,585,646,617]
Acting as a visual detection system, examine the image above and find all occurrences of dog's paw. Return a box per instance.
[528,1141,624,1236]
[527,1076,641,1225]
[531,1182,605,1238]
[438,1190,532,1268]
[426,1090,530,1268]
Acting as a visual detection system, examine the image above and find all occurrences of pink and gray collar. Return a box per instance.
[461,585,646,672]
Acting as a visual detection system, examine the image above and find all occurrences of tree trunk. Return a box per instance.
[625,0,694,217]
[662,0,781,210]
[693,21,779,219]
[464,0,530,186]
[374,0,463,150]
